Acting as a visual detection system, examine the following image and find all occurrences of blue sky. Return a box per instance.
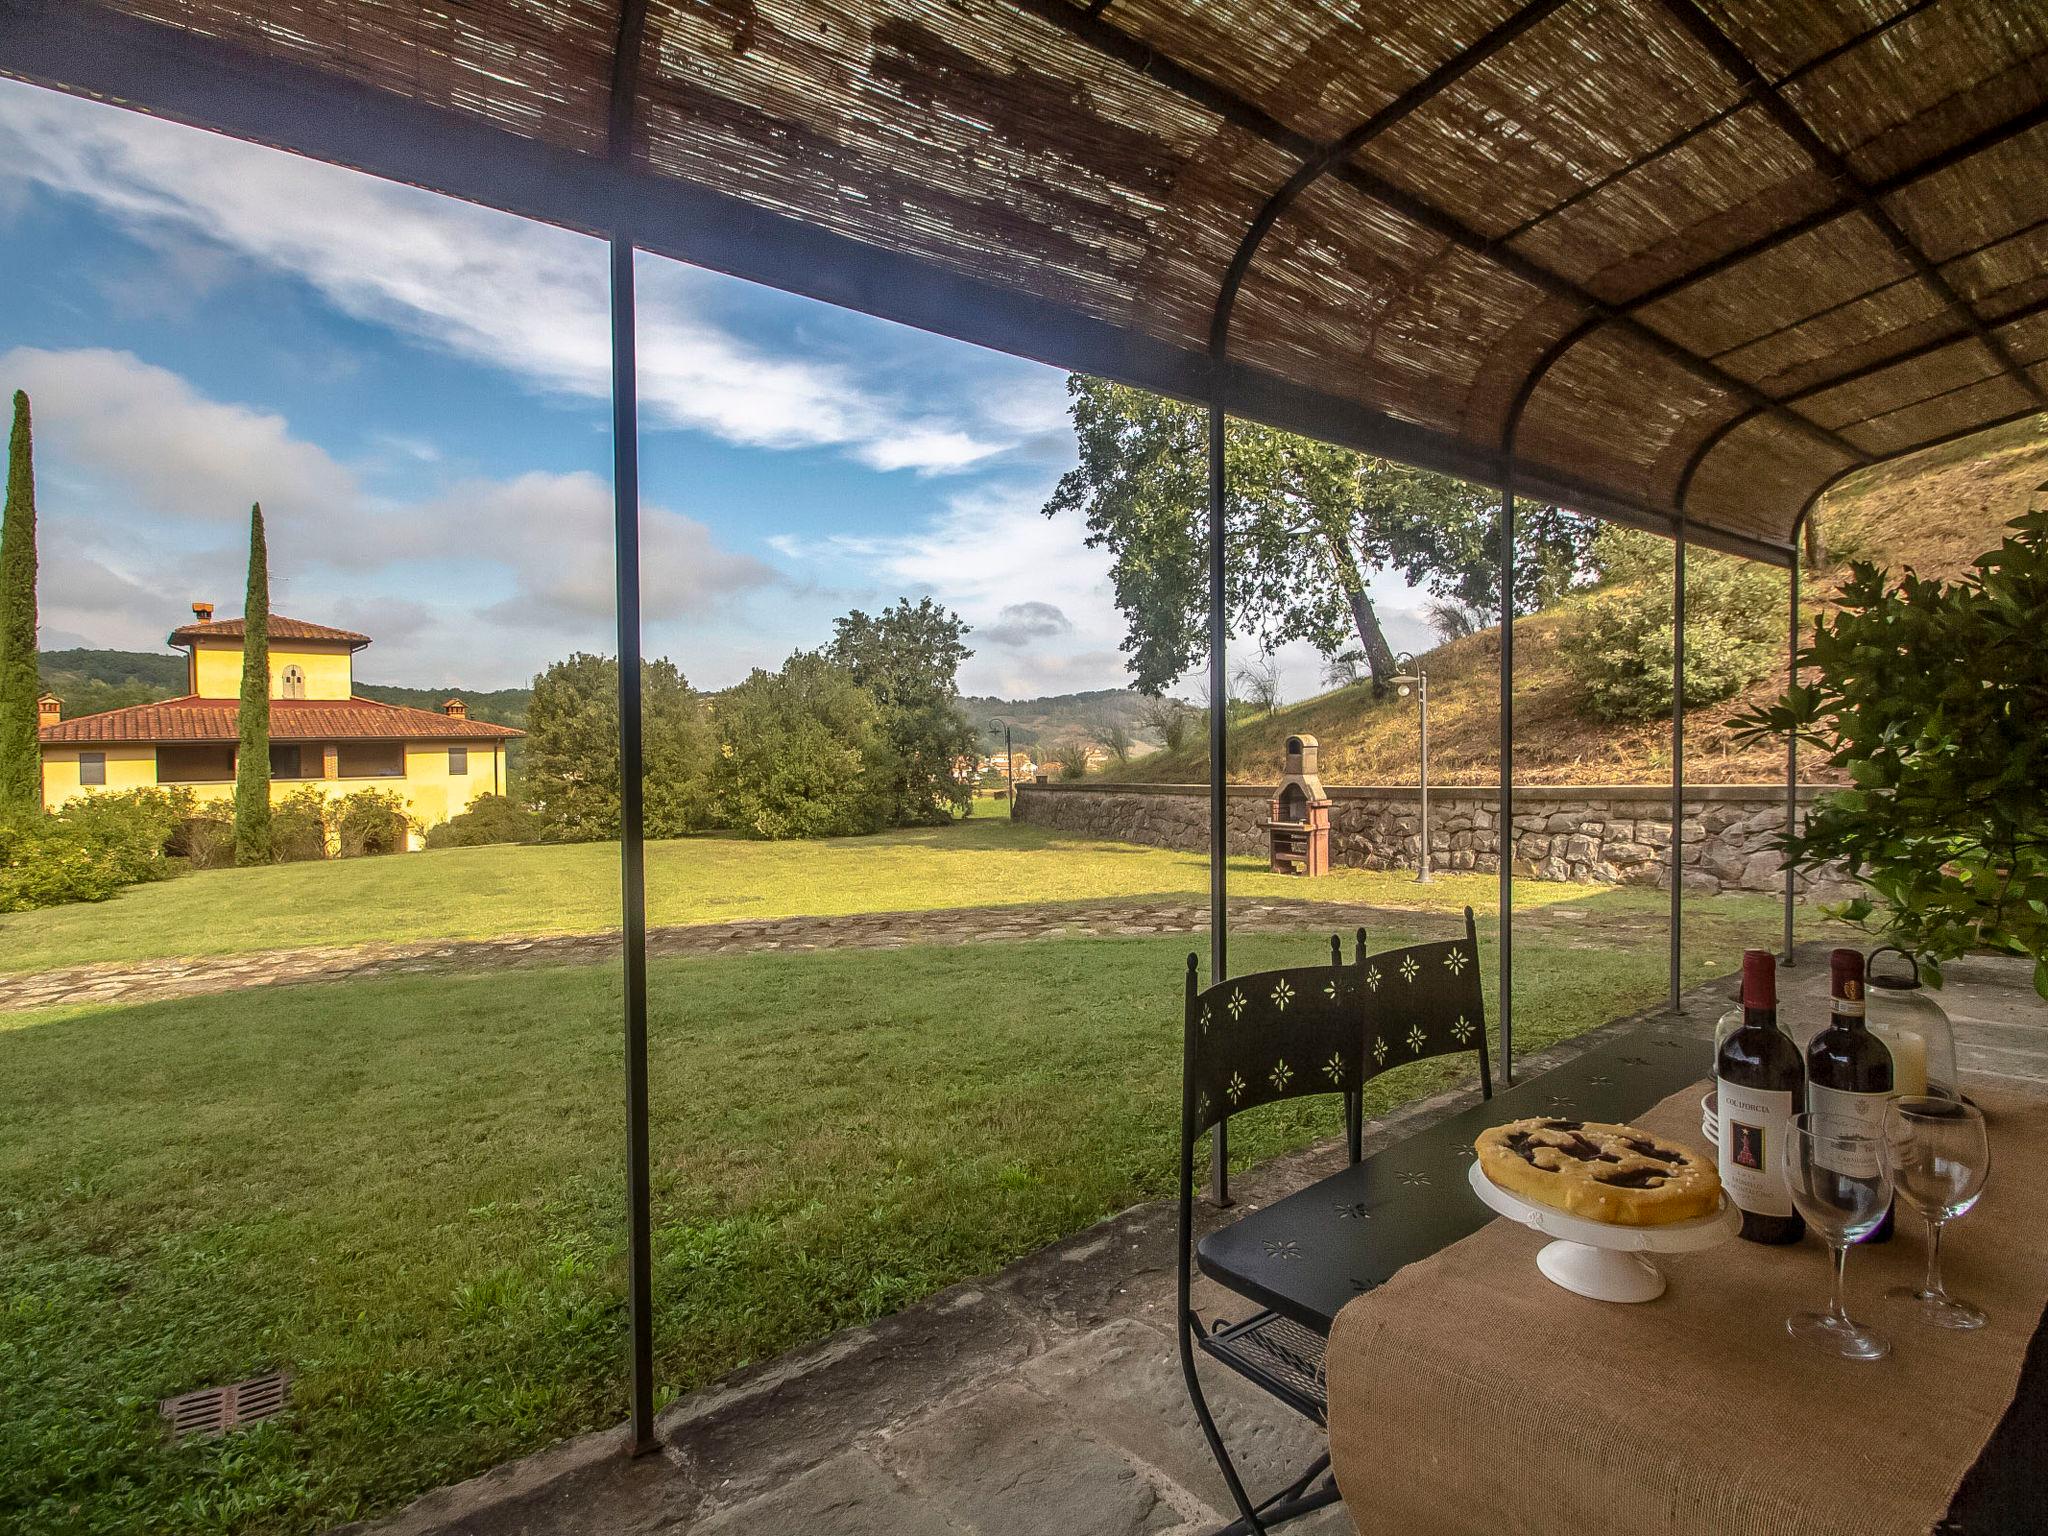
[0,78,1432,699]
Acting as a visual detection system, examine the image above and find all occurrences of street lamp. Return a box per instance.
[987,720,1015,816]
[1389,653,1430,883]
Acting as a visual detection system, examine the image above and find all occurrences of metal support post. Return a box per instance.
[1498,486,1514,1084]
[1416,667,1431,883]
[609,237,656,1455]
[1206,399,1231,1206]
[1783,552,1800,963]
[1670,519,1686,1014]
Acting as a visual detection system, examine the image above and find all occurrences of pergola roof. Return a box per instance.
[7,0,2046,564]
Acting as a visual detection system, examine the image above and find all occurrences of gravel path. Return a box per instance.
[0,896,1572,1014]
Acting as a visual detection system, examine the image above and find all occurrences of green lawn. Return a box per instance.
[0,816,1642,974]
[0,894,1781,1535]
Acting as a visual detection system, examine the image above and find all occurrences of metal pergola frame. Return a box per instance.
[8,0,2038,1466]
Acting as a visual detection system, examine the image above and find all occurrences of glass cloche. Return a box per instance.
[1864,947,1959,1100]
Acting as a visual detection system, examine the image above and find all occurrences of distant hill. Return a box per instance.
[1101,416,2048,789]
[35,650,1152,749]
[36,648,531,729]
[959,688,1160,752]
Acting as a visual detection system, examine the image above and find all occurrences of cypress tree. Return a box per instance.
[0,391,39,819]
[234,503,273,864]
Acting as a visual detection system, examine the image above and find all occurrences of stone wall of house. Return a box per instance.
[1012,781,1847,898]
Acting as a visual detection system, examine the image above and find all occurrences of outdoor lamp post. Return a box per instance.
[1390,654,1431,883]
[988,720,1014,814]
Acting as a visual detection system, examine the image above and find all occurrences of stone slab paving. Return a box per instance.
[0,895,1638,1014]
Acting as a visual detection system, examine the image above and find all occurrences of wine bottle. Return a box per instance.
[1806,948,1895,1242]
[1716,949,1806,1244]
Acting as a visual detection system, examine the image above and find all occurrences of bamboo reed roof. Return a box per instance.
[7,0,2046,564]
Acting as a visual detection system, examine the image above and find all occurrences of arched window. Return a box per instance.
[281,664,306,699]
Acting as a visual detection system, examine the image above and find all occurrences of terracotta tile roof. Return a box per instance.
[167,614,372,648]
[39,697,522,745]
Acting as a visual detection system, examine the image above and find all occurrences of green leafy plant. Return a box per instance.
[1559,527,1781,722]
[1046,740,1092,781]
[1732,509,2048,996]
[270,785,333,862]
[0,788,197,910]
[711,652,890,839]
[424,792,537,849]
[334,788,416,857]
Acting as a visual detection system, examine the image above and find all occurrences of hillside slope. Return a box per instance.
[1107,417,2048,788]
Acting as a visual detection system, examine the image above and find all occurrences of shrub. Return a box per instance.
[424,793,536,849]
[1141,697,1196,754]
[52,787,194,884]
[1047,741,1091,780]
[176,814,236,869]
[0,815,129,910]
[1733,509,2048,996]
[1559,529,1781,722]
[270,786,332,862]
[0,787,198,910]
[334,789,415,857]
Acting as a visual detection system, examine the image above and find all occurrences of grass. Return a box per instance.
[0,890,1796,1535]
[0,815,1641,975]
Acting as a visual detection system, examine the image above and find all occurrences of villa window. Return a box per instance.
[270,744,316,780]
[448,746,468,776]
[79,751,106,786]
[281,664,306,699]
[336,743,404,778]
[158,744,235,783]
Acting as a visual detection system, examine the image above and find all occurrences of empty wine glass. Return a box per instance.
[1782,1112,1891,1360]
[1884,1096,1991,1329]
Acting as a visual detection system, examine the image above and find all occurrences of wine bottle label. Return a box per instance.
[1716,1078,1795,1217]
[1807,1083,1887,1177]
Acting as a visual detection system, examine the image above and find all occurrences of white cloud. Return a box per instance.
[0,82,1038,475]
[5,346,774,684]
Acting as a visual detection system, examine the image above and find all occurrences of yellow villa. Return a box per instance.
[38,603,522,847]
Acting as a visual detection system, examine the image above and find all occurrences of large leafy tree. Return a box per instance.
[828,596,976,823]
[712,651,891,839]
[1042,376,1594,693]
[1732,509,2048,997]
[233,503,272,865]
[525,652,713,841]
[0,391,37,818]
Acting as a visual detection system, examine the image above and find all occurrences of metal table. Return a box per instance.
[1197,1017,1713,1334]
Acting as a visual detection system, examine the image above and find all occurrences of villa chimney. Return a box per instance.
[442,698,468,719]
[192,601,214,622]
[37,693,61,728]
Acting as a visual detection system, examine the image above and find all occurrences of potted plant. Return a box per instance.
[1733,508,2048,997]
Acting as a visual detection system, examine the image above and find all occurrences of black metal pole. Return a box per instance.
[1783,550,1799,963]
[1006,724,1015,817]
[1206,398,1230,1206]
[1416,667,1431,883]
[1498,487,1514,1084]
[1670,519,1686,1014]
[609,236,656,1455]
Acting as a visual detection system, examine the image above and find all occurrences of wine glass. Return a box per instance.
[1883,1096,1991,1329]
[1781,1113,1892,1360]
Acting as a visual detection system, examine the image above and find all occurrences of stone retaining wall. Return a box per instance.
[1013,782,1847,898]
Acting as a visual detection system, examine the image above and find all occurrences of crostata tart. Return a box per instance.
[1476,1117,1721,1226]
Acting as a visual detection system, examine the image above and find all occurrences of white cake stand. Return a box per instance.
[1466,1159,1738,1303]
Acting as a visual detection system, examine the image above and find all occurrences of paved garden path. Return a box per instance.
[0,896,1647,1015]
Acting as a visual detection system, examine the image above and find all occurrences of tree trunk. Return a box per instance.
[1322,525,1400,692]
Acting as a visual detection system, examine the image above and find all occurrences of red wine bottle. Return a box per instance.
[1716,950,1806,1244]
[1807,948,1895,1242]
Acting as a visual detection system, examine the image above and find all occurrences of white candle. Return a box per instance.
[1889,1028,1929,1098]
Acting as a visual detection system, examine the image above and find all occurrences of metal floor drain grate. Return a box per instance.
[160,1372,290,1442]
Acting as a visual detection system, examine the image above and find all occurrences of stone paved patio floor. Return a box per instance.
[331,949,2042,1536]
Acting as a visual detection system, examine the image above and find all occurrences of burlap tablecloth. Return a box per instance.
[1326,1081,2048,1536]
